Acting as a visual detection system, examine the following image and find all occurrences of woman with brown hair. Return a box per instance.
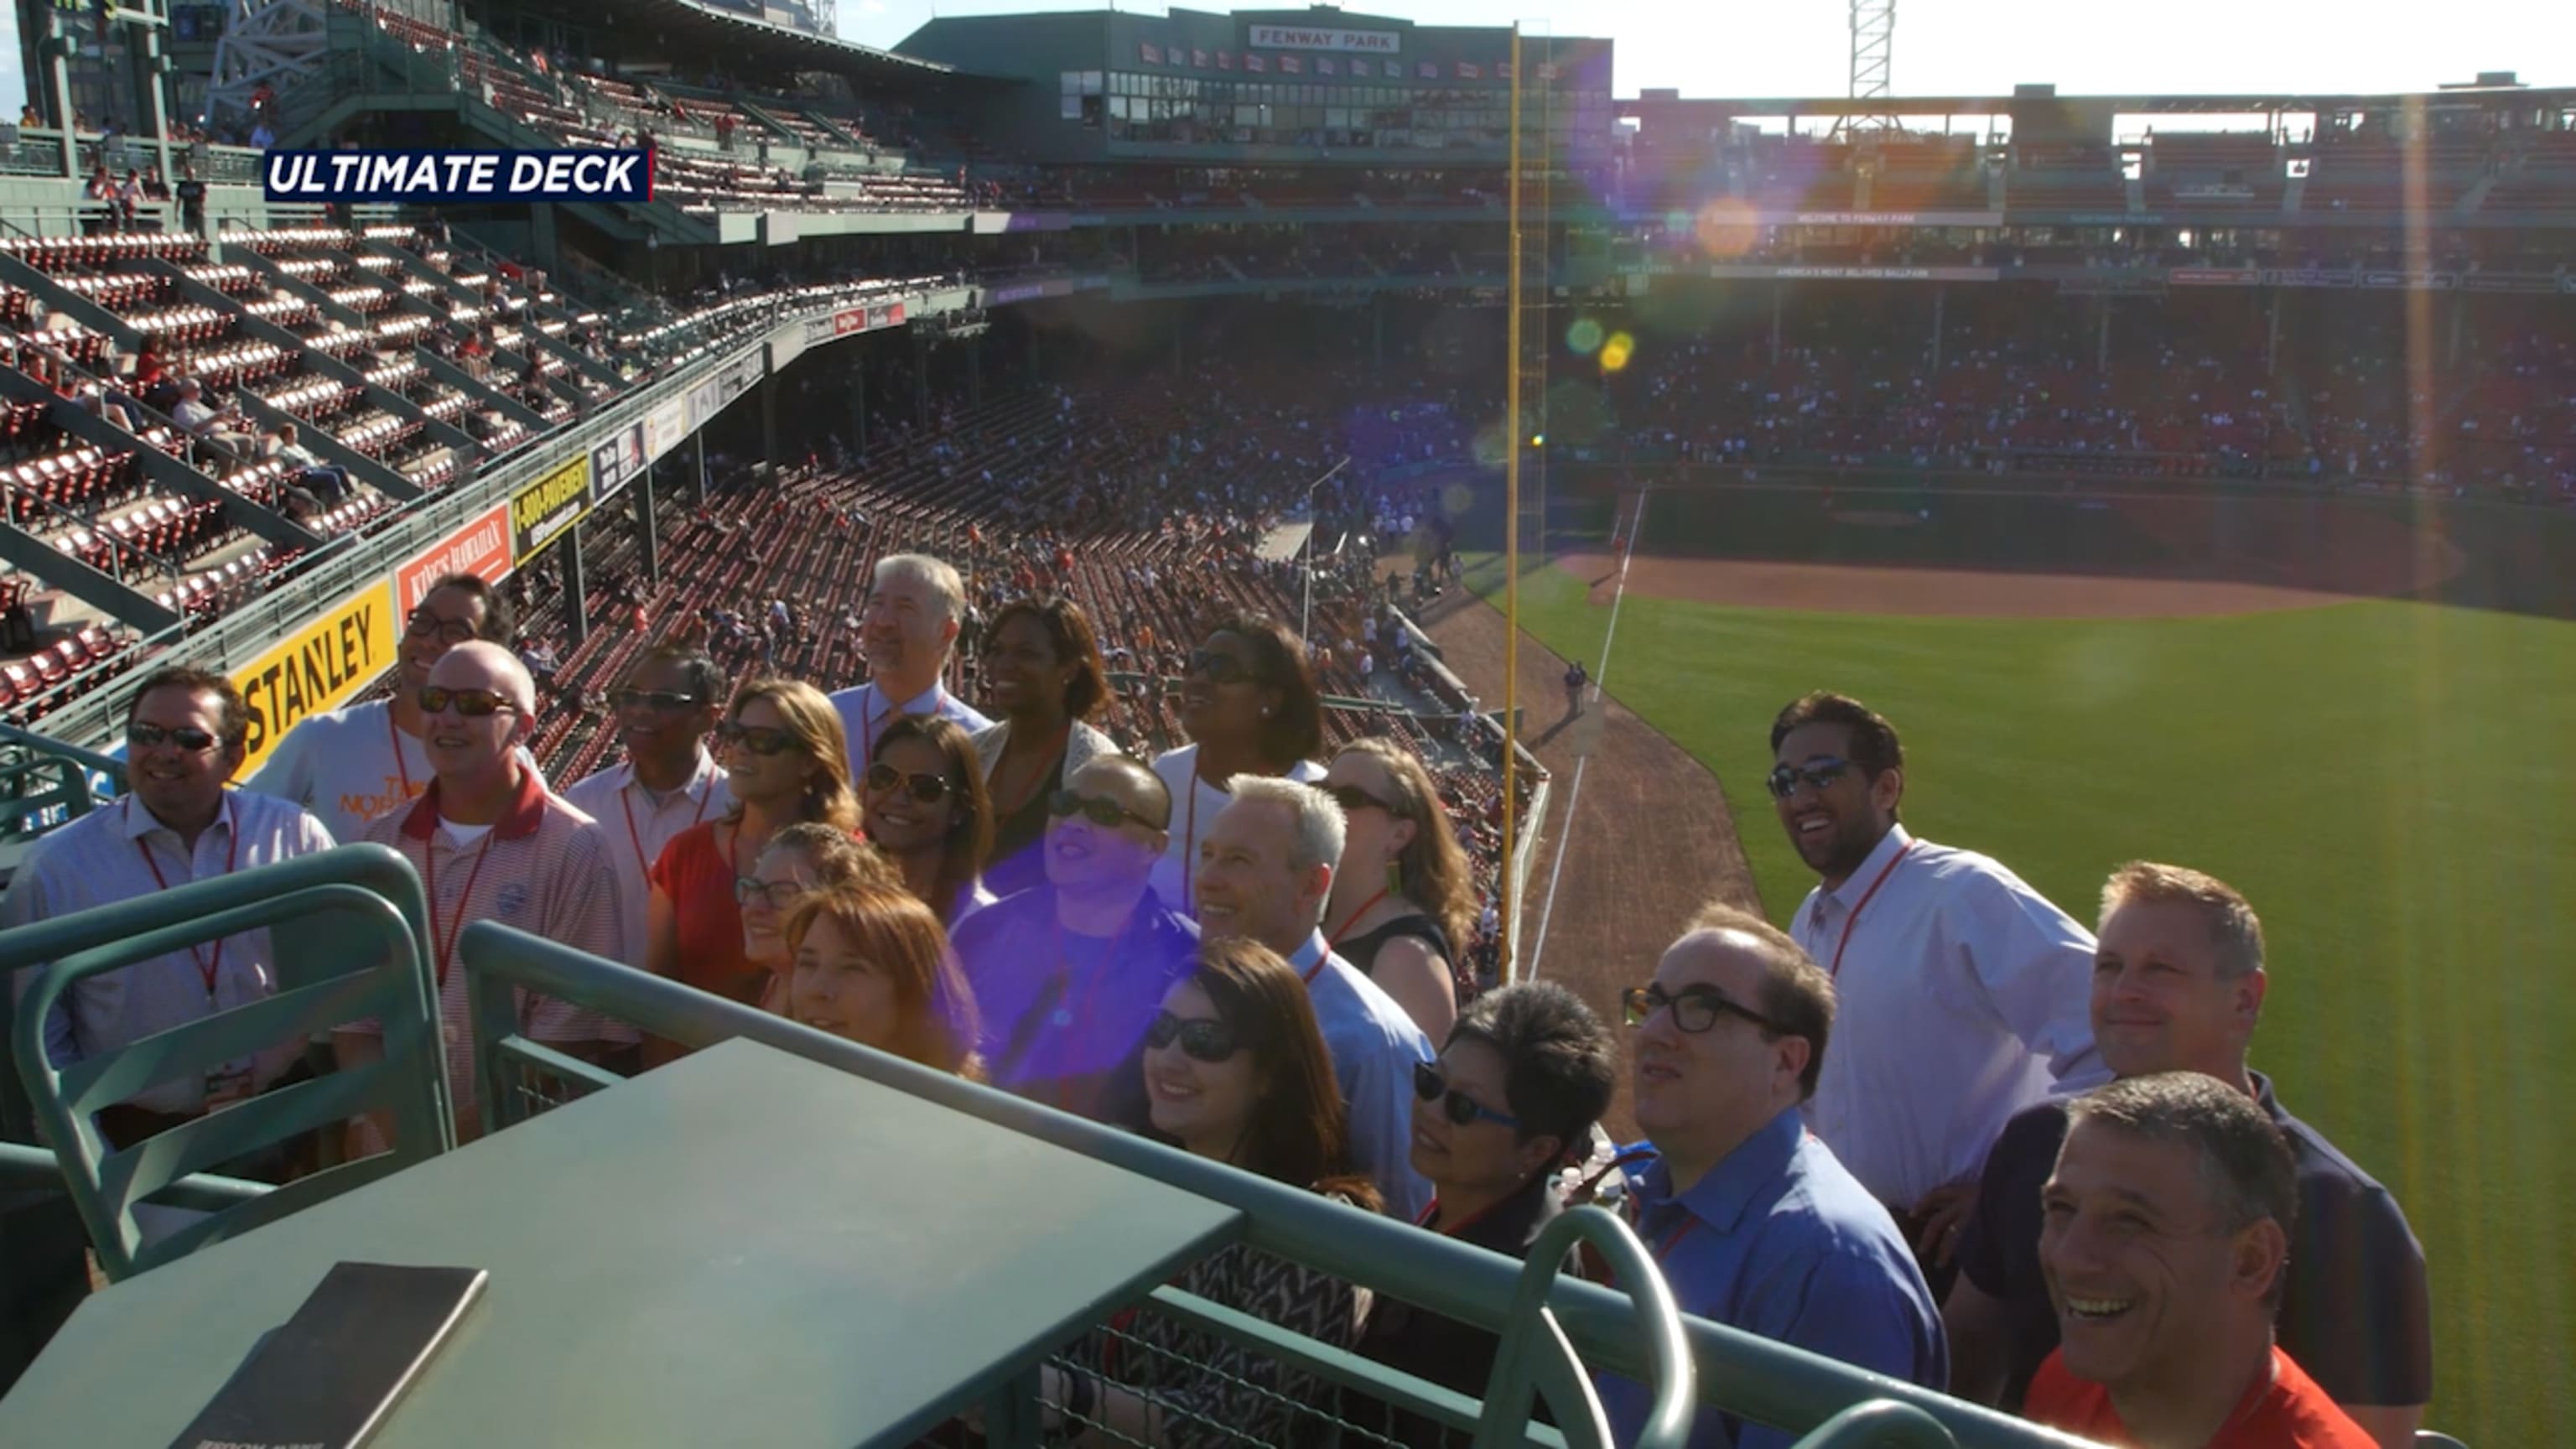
[1319,738,1476,1041]
[738,821,900,1010]
[1031,938,1377,1448]
[863,714,995,928]
[1147,612,1327,917]
[970,595,1121,899]
[647,678,859,1015]
[780,880,983,1078]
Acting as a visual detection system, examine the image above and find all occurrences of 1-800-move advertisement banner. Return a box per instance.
[231,579,401,774]
[512,454,594,561]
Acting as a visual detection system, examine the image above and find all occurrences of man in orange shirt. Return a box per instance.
[2023,1072,2372,1448]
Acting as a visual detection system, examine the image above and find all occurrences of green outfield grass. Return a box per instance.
[1464,553,2574,1448]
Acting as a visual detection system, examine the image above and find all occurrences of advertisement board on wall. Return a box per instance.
[511,454,594,561]
[591,423,646,501]
[396,504,514,613]
[231,579,401,774]
[642,397,688,469]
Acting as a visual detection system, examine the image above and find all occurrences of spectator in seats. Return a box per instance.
[969,596,1120,898]
[345,643,626,1141]
[2020,1073,2376,1448]
[951,755,1197,1125]
[268,423,351,505]
[1194,775,1433,1218]
[174,161,205,232]
[1149,612,1327,916]
[1320,738,1472,1042]
[170,379,259,462]
[1361,982,1617,1448]
[1592,904,1945,1449]
[247,574,527,844]
[829,552,992,784]
[1769,692,2106,1296]
[563,647,734,980]
[1949,865,2430,1444]
[247,118,274,150]
[742,822,897,1010]
[779,880,982,1077]
[863,714,994,928]
[646,678,857,1031]
[1029,938,1379,1447]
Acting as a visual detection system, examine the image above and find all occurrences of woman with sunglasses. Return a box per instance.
[1319,739,1476,1041]
[739,822,901,1011]
[1148,613,1327,917]
[969,596,1120,900]
[864,714,996,928]
[1358,982,1618,1448]
[1032,938,1378,1447]
[781,881,983,1078]
[645,679,860,1031]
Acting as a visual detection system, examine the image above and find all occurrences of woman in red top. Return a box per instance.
[647,678,857,1021]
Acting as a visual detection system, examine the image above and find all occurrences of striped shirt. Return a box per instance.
[356,766,629,1110]
[1,790,337,1114]
[562,749,732,972]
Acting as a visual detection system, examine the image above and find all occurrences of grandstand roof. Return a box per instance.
[556,0,1007,86]
[1619,82,2573,117]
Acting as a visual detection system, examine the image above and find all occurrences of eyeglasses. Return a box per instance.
[1765,758,1854,801]
[715,722,799,756]
[1186,648,1257,686]
[1049,789,1156,830]
[1622,984,1783,1036]
[1414,1061,1520,1130]
[129,721,220,752]
[403,611,478,645]
[734,876,809,910]
[418,687,518,718]
[610,688,702,712]
[866,762,953,804]
[1144,1010,1243,1063]
[1325,783,1393,817]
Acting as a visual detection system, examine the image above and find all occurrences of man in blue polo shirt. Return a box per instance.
[1597,903,1945,1449]
[1945,862,2431,1446]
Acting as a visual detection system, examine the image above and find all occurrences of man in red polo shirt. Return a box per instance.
[2023,1072,2372,1447]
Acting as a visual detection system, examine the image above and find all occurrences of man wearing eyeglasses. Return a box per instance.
[1768,691,2104,1296]
[950,756,1198,1127]
[564,647,734,975]
[246,574,539,846]
[828,554,990,785]
[343,643,627,1139]
[1594,905,1945,1449]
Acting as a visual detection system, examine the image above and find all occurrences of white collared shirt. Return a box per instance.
[562,748,733,970]
[1,790,338,1114]
[1788,824,2108,1208]
[828,678,993,785]
[241,697,548,849]
[1147,744,1328,917]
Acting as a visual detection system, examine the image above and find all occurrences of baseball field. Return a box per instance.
[1421,490,2576,1449]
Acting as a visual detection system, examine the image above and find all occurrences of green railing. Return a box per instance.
[455,919,2090,1449]
[0,724,122,844]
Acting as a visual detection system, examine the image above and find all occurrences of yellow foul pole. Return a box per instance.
[1500,23,1524,985]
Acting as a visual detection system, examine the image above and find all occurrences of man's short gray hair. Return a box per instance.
[873,553,964,628]
[1227,773,1346,876]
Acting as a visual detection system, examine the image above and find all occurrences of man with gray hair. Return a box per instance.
[1194,775,1433,1217]
[830,552,989,783]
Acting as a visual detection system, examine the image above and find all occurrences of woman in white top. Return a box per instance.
[1150,612,1327,917]
[969,596,1121,899]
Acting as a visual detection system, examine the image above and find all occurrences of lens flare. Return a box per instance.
[1600,332,1636,374]
[1692,197,1760,259]
[1566,318,1605,355]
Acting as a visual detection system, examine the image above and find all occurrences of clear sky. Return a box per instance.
[838,0,2573,101]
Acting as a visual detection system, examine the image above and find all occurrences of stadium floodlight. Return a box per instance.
[1836,0,1898,139]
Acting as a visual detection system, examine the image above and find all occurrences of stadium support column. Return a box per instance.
[2097,301,2111,371]
[849,366,867,456]
[559,527,590,647]
[634,470,660,584]
[2266,293,2282,377]
[42,13,75,179]
[1373,294,1385,369]
[913,330,931,429]
[1930,285,1945,371]
[760,373,780,484]
[968,335,984,408]
[1769,283,1784,364]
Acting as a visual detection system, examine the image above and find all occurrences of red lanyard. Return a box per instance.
[621,772,712,875]
[132,796,238,1000]
[387,706,414,802]
[1826,840,1915,979]
[1324,887,1392,953]
[421,828,501,988]
[1300,938,1331,985]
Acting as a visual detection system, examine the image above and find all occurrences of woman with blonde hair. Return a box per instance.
[739,821,900,1011]
[781,880,983,1079]
[1318,737,1475,1041]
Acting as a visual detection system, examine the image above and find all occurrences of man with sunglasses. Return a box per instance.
[564,647,734,974]
[950,756,1198,1127]
[1768,691,2103,1296]
[1594,904,1945,1449]
[828,553,989,785]
[246,574,538,846]
[344,643,628,1137]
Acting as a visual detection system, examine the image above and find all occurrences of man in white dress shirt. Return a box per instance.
[1768,691,2106,1295]
[828,553,989,784]
[562,646,733,978]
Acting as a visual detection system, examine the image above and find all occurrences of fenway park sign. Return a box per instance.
[1246,24,1400,54]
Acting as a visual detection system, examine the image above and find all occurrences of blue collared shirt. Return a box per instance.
[950,884,1199,1128]
[1597,1109,1948,1449]
[1286,932,1434,1219]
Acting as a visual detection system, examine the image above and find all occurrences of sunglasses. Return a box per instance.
[1414,1060,1520,1130]
[1325,783,1393,817]
[418,687,518,718]
[734,876,809,910]
[1048,789,1156,830]
[1621,984,1783,1036]
[1765,757,1854,801]
[403,612,478,645]
[128,721,221,752]
[1186,648,1257,686]
[715,722,799,756]
[610,688,703,712]
[1144,1010,1243,1063]
[866,762,953,804]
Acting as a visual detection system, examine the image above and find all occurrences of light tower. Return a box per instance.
[1837,0,1898,138]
